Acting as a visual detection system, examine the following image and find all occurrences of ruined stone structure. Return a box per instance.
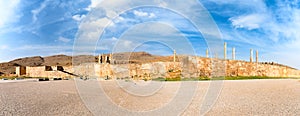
[16,66,26,76]
[98,54,112,64]
[95,57,300,79]
[232,47,235,60]
[16,43,300,79]
[25,66,74,79]
[17,56,300,79]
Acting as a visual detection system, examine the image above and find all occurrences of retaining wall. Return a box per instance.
[23,56,300,79]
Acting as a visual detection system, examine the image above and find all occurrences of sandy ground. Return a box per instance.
[0,80,92,116]
[0,79,299,115]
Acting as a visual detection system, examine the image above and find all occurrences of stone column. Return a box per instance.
[109,53,112,64]
[232,47,236,60]
[173,50,176,69]
[224,42,227,60]
[173,49,176,62]
[101,54,103,64]
[106,55,110,64]
[250,49,253,63]
[16,67,20,76]
[256,50,258,63]
[98,54,101,64]
[104,55,107,64]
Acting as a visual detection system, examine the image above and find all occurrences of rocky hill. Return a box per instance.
[0,52,171,76]
[0,54,92,75]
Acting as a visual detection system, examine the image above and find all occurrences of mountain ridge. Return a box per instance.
[0,52,158,75]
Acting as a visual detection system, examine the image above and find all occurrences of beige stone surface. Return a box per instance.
[26,66,74,78]
[24,56,300,79]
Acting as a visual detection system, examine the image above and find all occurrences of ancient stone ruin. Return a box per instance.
[16,43,300,80]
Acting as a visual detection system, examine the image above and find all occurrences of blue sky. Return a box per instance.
[0,0,300,69]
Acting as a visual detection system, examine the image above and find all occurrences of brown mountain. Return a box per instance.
[0,54,94,75]
[0,52,169,76]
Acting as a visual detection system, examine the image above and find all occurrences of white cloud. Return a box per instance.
[264,8,300,69]
[114,16,124,23]
[31,0,50,23]
[230,14,267,30]
[78,17,111,41]
[111,37,117,40]
[85,0,102,11]
[111,22,195,55]
[72,14,86,21]
[149,13,155,18]
[58,36,71,43]
[133,10,148,17]
[0,0,21,28]
[76,0,219,55]
[224,1,300,69]
[77,1,161,47]
[133,10,156,18]
[227,1,300,42]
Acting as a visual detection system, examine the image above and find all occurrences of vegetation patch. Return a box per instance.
[198,76,211,81]
[0,76,17,80]
[199,76,300,81]
[181,77,200,81]
[165,77,181,81]
[224,76,300,80]
[152,76,300,82]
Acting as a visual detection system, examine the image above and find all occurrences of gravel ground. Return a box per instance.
[0,80,92,116]
[0,79,299,115]
[205,79,300,115]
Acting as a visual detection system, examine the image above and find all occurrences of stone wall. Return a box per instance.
[26,66,74,78]
[22,56,300,79]
[225,60,300,77]
[90,56,300,79]
[16,66,26,76]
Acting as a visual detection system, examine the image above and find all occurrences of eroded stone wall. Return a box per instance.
[26,66,73,78]
[225,60,300,77]
[23,56,300,79]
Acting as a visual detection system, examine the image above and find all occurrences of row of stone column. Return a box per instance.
[100,43,259,64]
[204,42,259,63]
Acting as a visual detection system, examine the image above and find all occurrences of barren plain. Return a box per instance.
[0,79,299,115]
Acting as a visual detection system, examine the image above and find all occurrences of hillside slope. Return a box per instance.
[0,52,164,75]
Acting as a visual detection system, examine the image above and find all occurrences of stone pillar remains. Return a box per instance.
[173,49,176,62]
[101,54,103,63]
[173,49,176,69]
[104,55,107,64]
[16,66,26,76]
[256,50,258,63]
[250,49,253,63]
[98,54,101,64]
[106,55,110,64]
[224,42,227,60]
[232,47,236,60]
[110,53,112,64]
